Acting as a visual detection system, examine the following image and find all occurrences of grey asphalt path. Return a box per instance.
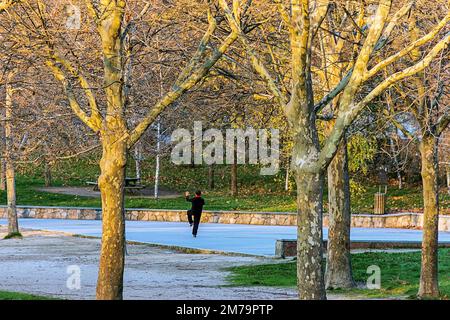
[1,218,450,256]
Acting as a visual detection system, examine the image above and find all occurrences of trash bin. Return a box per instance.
[374,192,386,215]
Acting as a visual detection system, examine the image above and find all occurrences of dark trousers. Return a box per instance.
[187,210,202,236]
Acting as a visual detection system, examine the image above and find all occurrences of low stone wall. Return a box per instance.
[0,206,296,226]
[345,212,450,232]
[0,206,449,231]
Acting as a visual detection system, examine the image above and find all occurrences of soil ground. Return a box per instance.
[36,186,179,199]
[0,226,298,300]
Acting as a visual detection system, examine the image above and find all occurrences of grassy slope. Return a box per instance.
[227,249,450,299]
[0,291,55,300]
[1,155,448,213]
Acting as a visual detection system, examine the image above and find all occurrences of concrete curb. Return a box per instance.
[70,233,272,259]
[275,239,450,258]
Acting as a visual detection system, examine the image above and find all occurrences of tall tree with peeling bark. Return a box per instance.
[221,0,450,299]
[386,78,449,298]
[0,1,24,238]
[2,71,20,238]
[0,116,5,192]
[0,0,20,218]
[322,0,418,290]
[381,7,449,297]
[3,0,243,299]
[315,2,365,290]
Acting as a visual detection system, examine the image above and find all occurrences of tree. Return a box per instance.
[11,0,241,300]
[1,70,19,237]
[322,0,417,289]
[0,106,5,192]
[381,7,449,296]
[221,0,450,299]
[0,0,22,238]
[387,78,448,298]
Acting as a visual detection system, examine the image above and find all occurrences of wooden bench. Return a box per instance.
[124,177,145,194]
[125,184,145,195]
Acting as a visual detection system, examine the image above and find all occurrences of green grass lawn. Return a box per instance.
[227,249,450,299]
[1,175,448,213]
[0,176,299,211]
[1,155,448,213]
[0,291,55,300]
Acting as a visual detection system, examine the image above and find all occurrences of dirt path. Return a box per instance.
[0,226,297,300]
[36,186,180,199]
[0,226,398,300]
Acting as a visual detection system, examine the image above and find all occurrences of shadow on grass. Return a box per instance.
[226,249,450,300]
[3,232,23,240]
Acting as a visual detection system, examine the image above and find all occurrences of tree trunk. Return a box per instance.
[0,114,5,192]
[134,143,141,181]
[0,93,4,192]
[44,161,52,187]
[397,167,403,190]
[96,8,128,299]
[389,136,403,189]
[208,165,215,190]
[4,80,19,236]
[231,153,237,196]
[446,165,450,196]
[154,118,161,199]
[5,156,18,236]
[418,135,440,298]
[285,163,290,192]
[325,138,355,289]
[294,168,326,300]
[96,137,127,300]
[0,158,5,191]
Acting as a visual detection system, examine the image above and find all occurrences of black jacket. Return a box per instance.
[186,196,205,214]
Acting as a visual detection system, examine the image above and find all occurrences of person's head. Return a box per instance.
[195,190,202,197]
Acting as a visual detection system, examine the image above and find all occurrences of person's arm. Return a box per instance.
[185,191,192,202]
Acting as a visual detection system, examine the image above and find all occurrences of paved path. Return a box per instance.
[36,186,179,199]
[0,227,297,300]
[2,219,450,256]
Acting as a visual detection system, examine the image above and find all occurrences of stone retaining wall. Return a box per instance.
[0,206,449,231]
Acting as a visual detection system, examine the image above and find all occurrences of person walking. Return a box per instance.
[185,190,205,238]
